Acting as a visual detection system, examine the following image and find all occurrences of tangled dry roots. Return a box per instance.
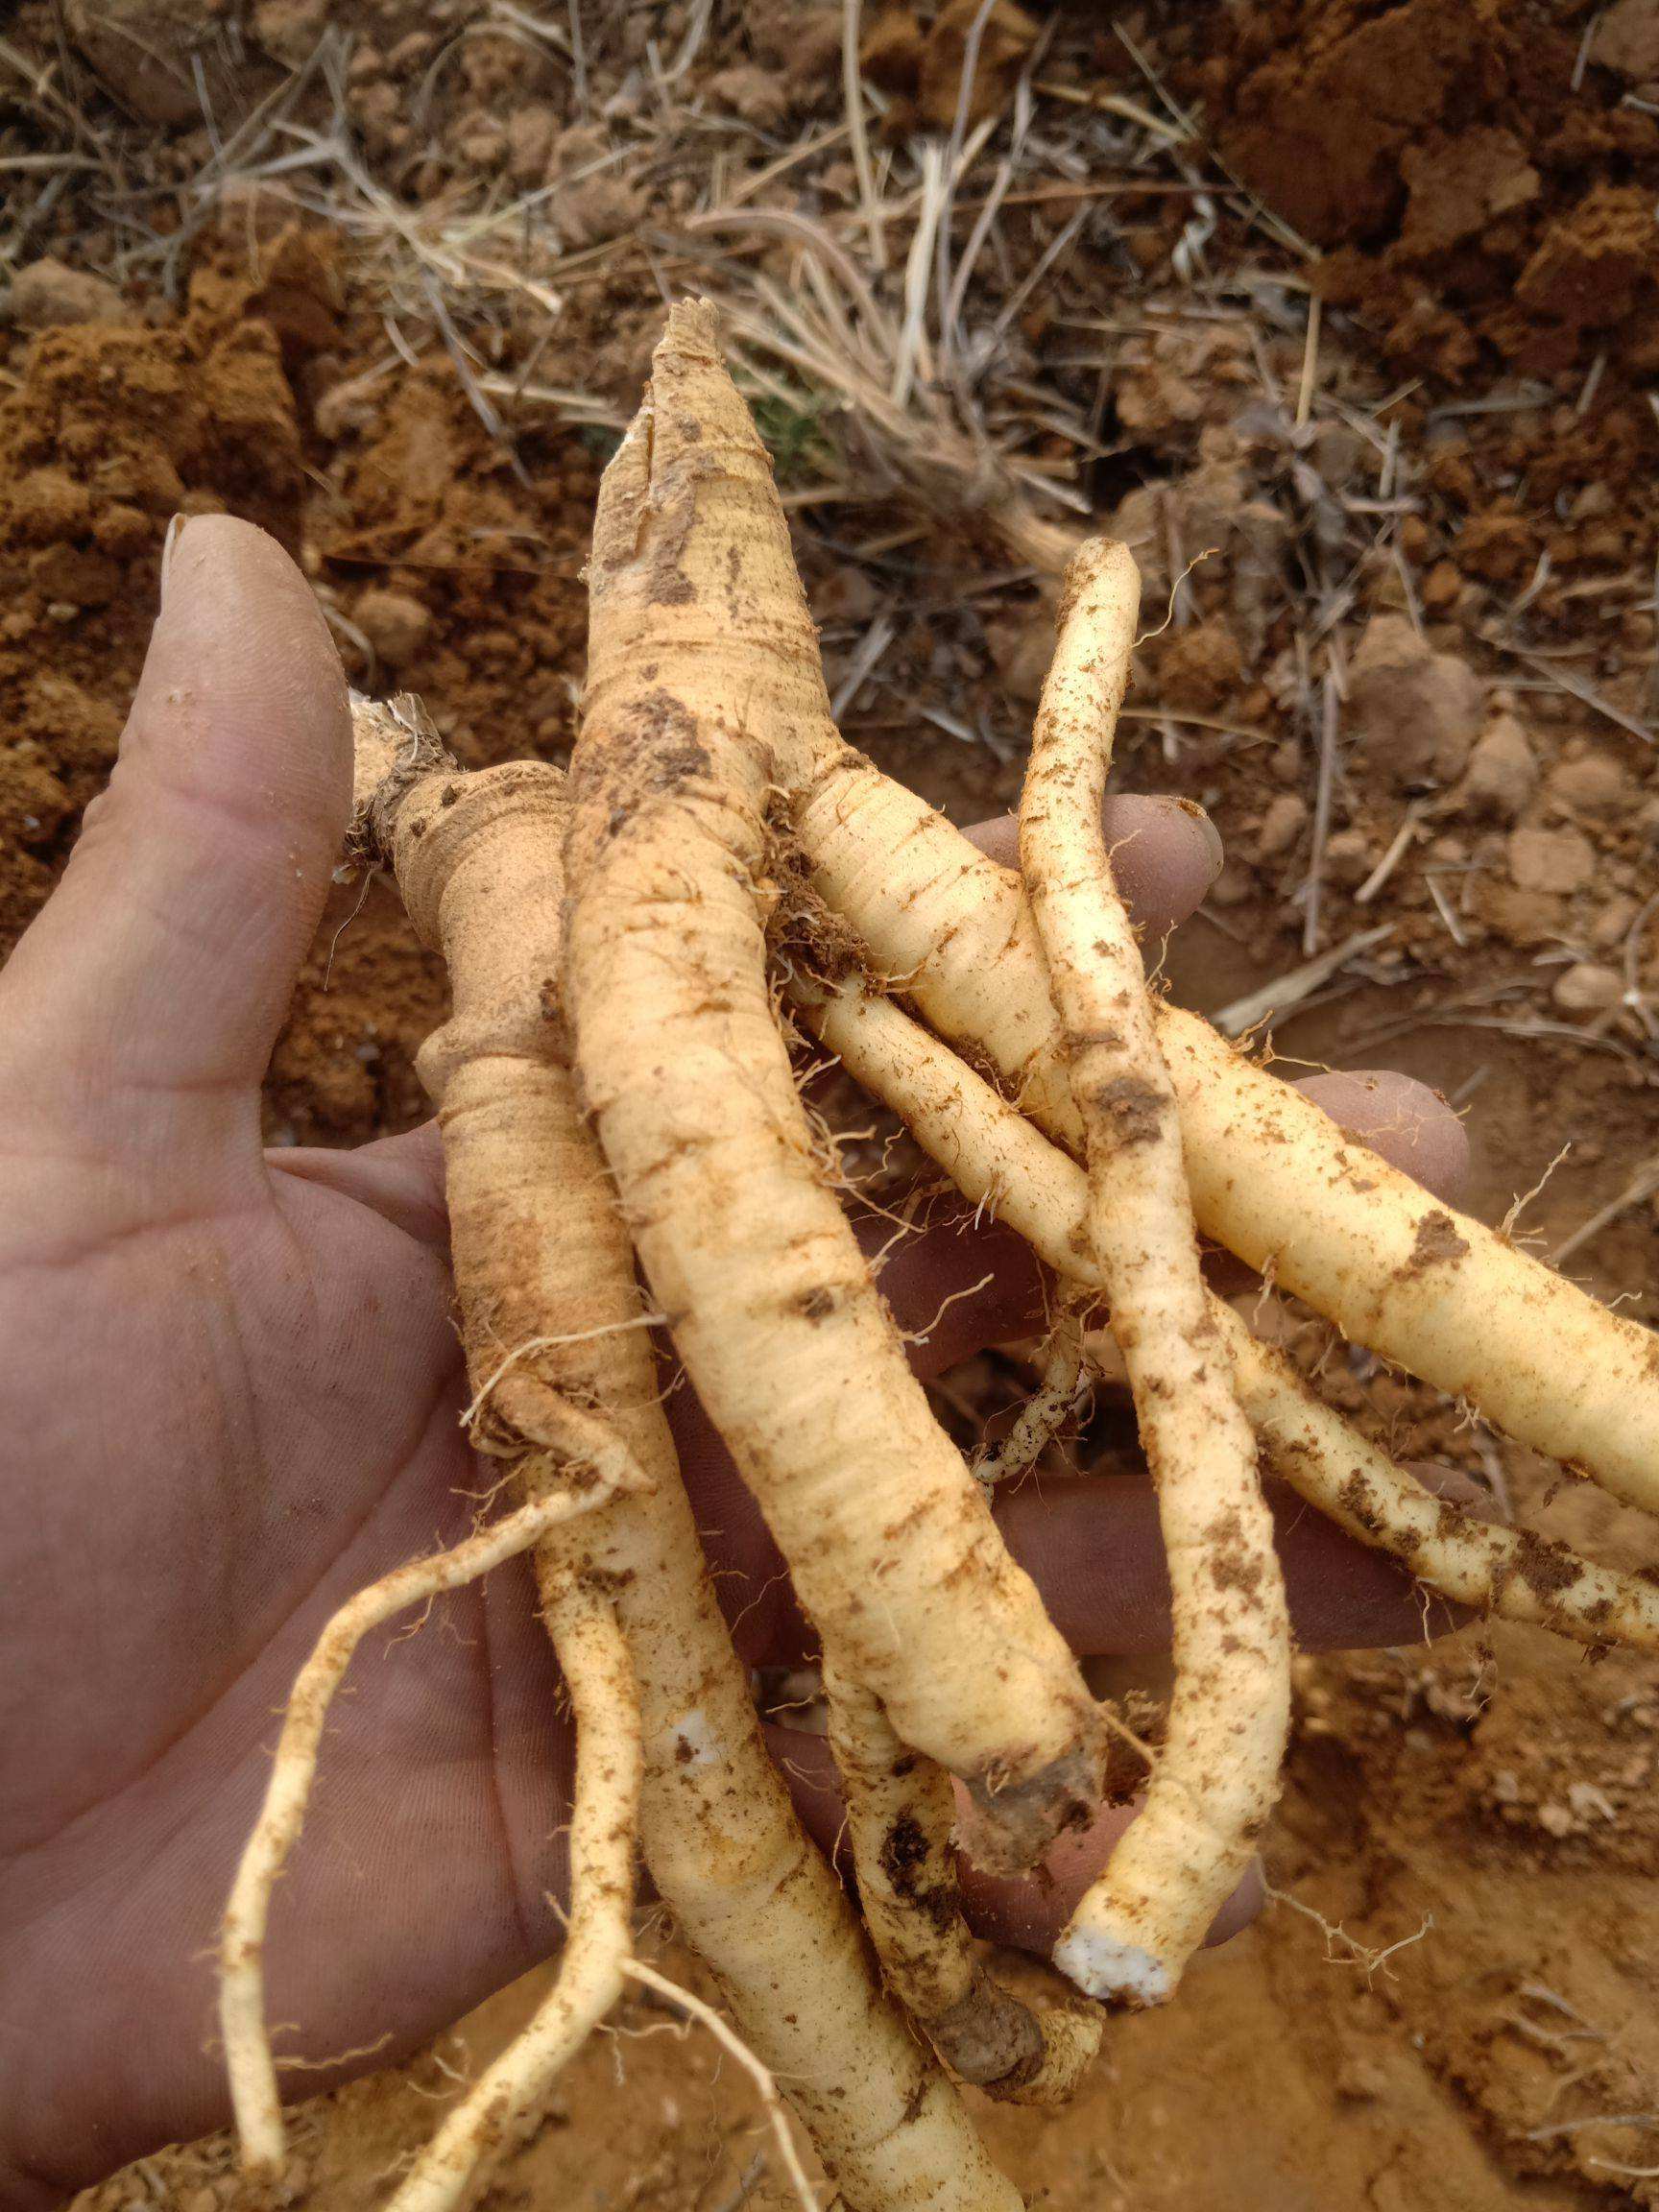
[221,302,1659,2212]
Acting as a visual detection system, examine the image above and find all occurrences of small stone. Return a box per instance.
[1310,421,1364,485]
[0,746,71,849]
[1207,858,1253,908]
[814,565,878,626]
[919,0,1038,131]
[355,589,432,671]
[385,29,434,72]
[1594,0,1659,83]
[254,0,327,66]
[988,615,1052,706]
[553,173,647,250]
[1592,894,1641,948]
[1545,753,1629,818]
[1551,962,1624,1014]
[1255,791,1309,860]
[7,256,132,331]
[1335,2056,1391,2103]
[453,117,507,170]
[706,63,789,128]
[1537,1801,1576,1839]
[506,103,557,187]
[1507,824,1596,896]
[1568,1780,1618,1821]
[1347,613,1484,788]
[780,8,842,97]
[1399,126,1539,257]
[461,30,544,99]
[1421,561,1463,614]
[1325,829,1372,886]
[1478,883,1562,946]
[1456,712,1538,820]
[1157,617,1245,710]
[64,0,246,125]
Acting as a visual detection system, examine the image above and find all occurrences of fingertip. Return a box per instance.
[137,515,351,853]
[1204,1857,1263,1947]
[1099,793,1224,937]
[965,794,1224,937]
[1293,1069,1470,1207]
[3,515,356,1132]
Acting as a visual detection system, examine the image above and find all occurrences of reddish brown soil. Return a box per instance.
[2,0,1656,2206]
[1187,0,1659,380]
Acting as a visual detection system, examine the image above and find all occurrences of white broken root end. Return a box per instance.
[1050,1927,1173,2010]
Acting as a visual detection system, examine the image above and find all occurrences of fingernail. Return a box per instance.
[158,514,188,612]
[1182,799,1225,884]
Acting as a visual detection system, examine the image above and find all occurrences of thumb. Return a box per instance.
[0,517,350,1183]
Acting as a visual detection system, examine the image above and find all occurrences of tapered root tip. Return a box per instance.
[659,294,723,362]
[1054,536,1142,632]
[1050,1926,1172,2009]
[588,296,772,613]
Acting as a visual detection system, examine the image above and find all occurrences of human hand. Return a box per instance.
[0,518,1467,2204]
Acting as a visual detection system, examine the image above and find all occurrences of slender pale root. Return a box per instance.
[824,1661,1102,2104]
[973,1310,1090,1491]
[565,299,1103,1867]
[385,1587,640,2212]
[793,973,1659,1658]
[218,1486,627,2176]
[355,705,1022,2212]
[1017,536,1288,2006]
[783,742,1659,1516]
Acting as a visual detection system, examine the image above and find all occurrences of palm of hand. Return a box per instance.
[0,942,589,2200]
[0,520,1466,2206]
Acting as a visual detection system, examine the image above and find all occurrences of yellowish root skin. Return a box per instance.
[564,299,1104,1869]
[793,972,1659,1658]
[1018,538,1288,2007]
[783,744,1659,1516]
[364,709,1024,2212]
[825,1662,1102,2105]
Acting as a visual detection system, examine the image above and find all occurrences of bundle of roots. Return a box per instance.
[220,302,1659,2212]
